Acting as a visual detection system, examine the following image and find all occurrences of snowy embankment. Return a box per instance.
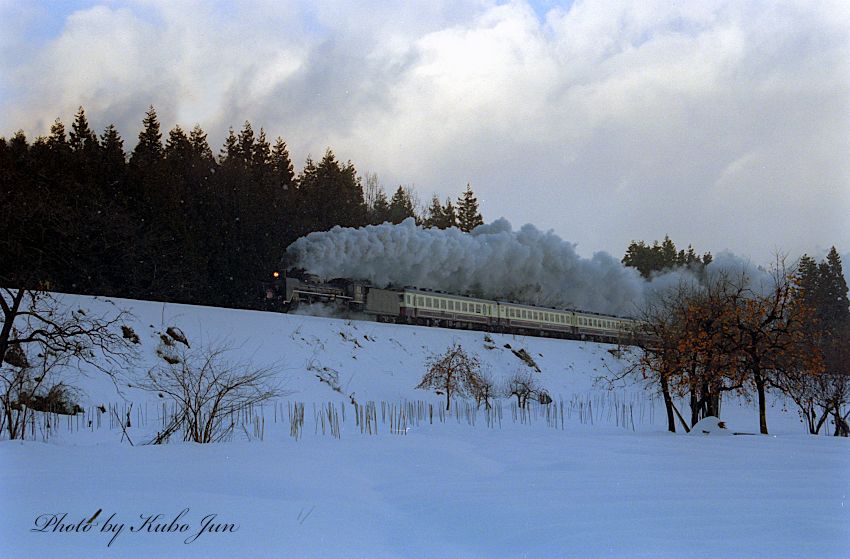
[1,294,848,558]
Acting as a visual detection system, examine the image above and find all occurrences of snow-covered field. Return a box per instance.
[1,295,848,558]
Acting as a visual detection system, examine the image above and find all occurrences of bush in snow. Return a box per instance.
[142,339,284,444]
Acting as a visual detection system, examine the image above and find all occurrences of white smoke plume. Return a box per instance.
[285,220,848,318]
[286,219,661,317]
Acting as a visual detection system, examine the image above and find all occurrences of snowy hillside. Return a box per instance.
[1,294,848,558]
[20,294,809,435]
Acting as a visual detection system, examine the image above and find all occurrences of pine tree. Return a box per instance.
[456,183,483,232]
[820,248,850,327]
[189,125,215,167]
[388,186,416,224]
[237,121,255,166]
[69,107,97,153]
[130,106,163,167]
[371,189,391,224]
[423,195,444,228]
[271,137,295,191]
[165,125,192,164]
[623,236,710,278]
[660,236,677,268]
[100,124,125,172]
[442,198,458,229]
[252,128,272,171]
[219,128,239,164]
[296,150,367,234]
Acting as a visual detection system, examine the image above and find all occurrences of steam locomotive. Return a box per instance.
[266,269,638,344]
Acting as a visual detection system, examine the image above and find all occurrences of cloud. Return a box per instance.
[1,0,848,263]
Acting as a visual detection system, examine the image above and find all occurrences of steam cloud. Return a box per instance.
[285,220,848,317]
[286,219,663,317]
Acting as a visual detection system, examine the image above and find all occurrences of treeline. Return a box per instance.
[0,107,484,309]
[622,236,712,278]
[621,248,849,436]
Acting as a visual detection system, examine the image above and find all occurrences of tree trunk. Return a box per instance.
[707,389,721,418]
[689,390,700,427]
[672,401,691,433]
[660,375,676,433]
[834,405,849,437]
[815,407,830,435]
[0,289,26,368]
[755,373,768,435]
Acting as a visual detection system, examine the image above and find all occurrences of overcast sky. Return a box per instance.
[1,0,848,264]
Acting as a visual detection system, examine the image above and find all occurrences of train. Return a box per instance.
[265,269,639,345]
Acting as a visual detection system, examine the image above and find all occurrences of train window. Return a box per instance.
[425,297,431,307]
[462,302,468,312]
[440,299,446,310]
[476,304,481,314]
[417,296,423,306]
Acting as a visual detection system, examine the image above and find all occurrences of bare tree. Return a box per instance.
[468,367,496,410]
[417,342,480,411]
[1,289,137,439]
[504,369,541,409]
[142,341,284,443]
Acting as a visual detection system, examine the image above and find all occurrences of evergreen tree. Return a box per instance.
[271,137,295,191]
[130,106,163,167]
[623,236,711,279]
[660,236,677,267]
[819,248,850,326]
[370,188,391,224]
[252,128,272,171]
[219,128,239,163]
[237,121,255,166]
[388,186,416,224]
[456,183,483,232]
[423,195,445,228]
[189,125,215,167]
[100,124,126,175]
[296,150,367,233]
[69,106,98,156]
[165,125,192,164]
[442,197,458,229]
